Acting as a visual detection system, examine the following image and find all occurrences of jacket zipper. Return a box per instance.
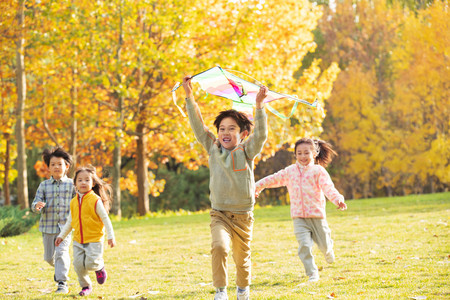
[78,193,85,243]
[296,164,305,218]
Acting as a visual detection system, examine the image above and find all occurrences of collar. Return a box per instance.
[77,190,93,198]
[296,161,315,169]
[51,175,68,183]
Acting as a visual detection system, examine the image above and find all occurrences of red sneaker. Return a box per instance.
[79,286,92,296]
[95,267,107,284]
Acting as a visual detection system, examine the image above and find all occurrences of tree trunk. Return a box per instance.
[429,177,435,194]
[15,0,28,209]
[136,123,149,216]
[3,133,11,205]
[110,1,123,217]
[111,130,122,217]
[69,74,78,174]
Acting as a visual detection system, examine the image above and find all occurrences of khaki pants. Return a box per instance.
[210,209,254,288]
[73,241,104,287]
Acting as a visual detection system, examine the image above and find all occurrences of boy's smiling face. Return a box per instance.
[218,117,248,150]
[49,156,69,180]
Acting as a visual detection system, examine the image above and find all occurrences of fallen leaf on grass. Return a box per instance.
[370,250,377,254]
[318,266,324,271]
[128,293,144,299]
[148,291,159,295]
[410,296,426,300]
[37,288,53,294]
[357,291,366,294]
[308,291,317,294]
[129,240,137,244]
[198,282,212,286]
[396,256,403,259]
[433,235,438,238]
[327,292,337,299]
[333,277,346,280]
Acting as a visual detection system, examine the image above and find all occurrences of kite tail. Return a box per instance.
[171,82,186,117]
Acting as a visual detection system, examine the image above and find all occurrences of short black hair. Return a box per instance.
[42,147,73,167]
[213,109,253,133]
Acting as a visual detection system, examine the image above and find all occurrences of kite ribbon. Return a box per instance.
[171,82,186,117]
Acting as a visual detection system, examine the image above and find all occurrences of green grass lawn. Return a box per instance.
[0,192,448,299]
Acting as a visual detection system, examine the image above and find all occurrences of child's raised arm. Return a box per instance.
[243,86,268,159]
[255,86,268,109]
[183,76,217,151]
[183,76,194,100]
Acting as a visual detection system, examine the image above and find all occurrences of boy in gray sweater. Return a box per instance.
[182,76,268,300]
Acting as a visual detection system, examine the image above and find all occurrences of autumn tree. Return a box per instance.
[389,0,449,193]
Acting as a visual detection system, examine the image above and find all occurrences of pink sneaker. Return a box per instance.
[79,286,92,296]
[95,267,107,284]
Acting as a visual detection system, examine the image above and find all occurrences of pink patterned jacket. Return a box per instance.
[255,161,344,219]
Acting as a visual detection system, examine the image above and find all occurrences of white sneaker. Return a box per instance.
[308,274,320,282]
[214,289,228,300]
[237,286,249,300]
[55,281,69,294]
[325,251,335,264]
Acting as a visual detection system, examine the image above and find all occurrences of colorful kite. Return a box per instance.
[171,66,318,119]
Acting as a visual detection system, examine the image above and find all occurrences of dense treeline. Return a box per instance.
[0,0,448,214]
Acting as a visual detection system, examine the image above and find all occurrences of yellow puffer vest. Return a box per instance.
[70,190,105,243]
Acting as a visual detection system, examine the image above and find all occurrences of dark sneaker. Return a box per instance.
[79,286,92,296]
[95,267,107,284]
[55,281,68,294]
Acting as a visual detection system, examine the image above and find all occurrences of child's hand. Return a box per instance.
[255,86,268,109]
[108,239,116,248]
[35,201,46,211]
[182,76,194,99]
[337,202,347,211]
[55,237,63,247]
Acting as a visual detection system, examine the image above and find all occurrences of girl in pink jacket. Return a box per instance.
[255,138,347,282]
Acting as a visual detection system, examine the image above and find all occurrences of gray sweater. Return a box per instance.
[186,98,268,212]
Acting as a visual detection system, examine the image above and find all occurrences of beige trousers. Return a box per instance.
[42,232,71,282]
[293,218,333,277]
[210,209,254,288]
[73,241,104,287]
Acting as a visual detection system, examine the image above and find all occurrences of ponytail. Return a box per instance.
[315,139,337,167]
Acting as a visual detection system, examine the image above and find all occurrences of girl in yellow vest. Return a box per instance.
[55,165,115,296]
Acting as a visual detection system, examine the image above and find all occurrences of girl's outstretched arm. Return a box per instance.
[55,212,73,246]
[318,166,345,207]
[96,201,115,247]
[255,168,288,196]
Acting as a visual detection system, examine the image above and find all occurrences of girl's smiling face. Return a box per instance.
[295,143,317,166]
[218,117,248,150]
[75,170,94,194]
